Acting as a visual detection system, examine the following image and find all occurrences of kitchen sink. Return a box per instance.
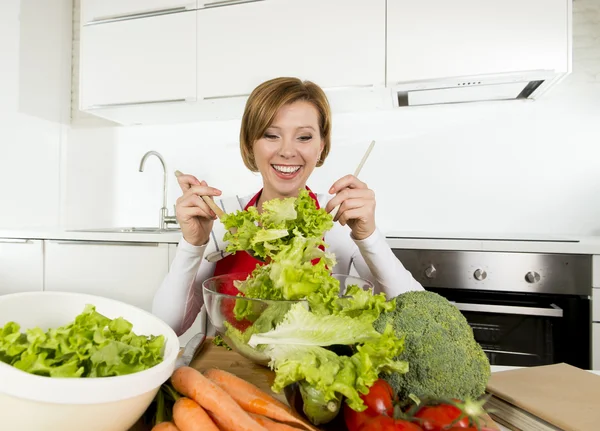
[66,227,181,234]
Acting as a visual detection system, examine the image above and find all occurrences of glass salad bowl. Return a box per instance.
[202,272,374,366]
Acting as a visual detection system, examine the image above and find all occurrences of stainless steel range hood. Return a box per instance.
[392,70,564,107]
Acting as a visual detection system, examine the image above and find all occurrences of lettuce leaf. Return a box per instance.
[221,188,333,260]
[0,304,164,378]
[247,302,380,347]
[265,324,408,411]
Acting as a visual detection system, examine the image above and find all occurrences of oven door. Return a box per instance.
[426,288,590,369]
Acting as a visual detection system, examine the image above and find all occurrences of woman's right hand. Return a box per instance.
[175,172,222,246]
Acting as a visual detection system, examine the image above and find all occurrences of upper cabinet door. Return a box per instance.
[81,0,197,25]
[387,0,570,84]
[79,10,197,109]
[196,0,386,99]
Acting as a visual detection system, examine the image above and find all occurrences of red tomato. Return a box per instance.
[358,415,424,431]
[413,403,469,431]
[344,380,396,431]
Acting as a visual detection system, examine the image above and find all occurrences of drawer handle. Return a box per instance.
[203,0,265,9]
[0,238,32,244]
[84,98,196,110]
[85,6,193,26]
[451,301,563,318]
[49,240,159,247]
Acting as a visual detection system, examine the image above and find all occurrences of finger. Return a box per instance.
[329,174,367,195]
[332,199,366,222]
[177,194,216,218]
[325,188,374,213]
[187,183,222,197]
[178,206,215,221]
[337,207,367,226]
[176,173,202,192]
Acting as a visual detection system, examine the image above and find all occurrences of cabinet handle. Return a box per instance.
[48,240,159,247]
[85,6,194,26]
[203,0,265,9]
[0,238,32,244]
[204,93,251,100]
[84,98,196,110]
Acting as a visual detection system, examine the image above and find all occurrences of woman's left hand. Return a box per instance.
[326,174,376,240]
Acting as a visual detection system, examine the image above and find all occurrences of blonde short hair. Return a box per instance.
[240,77,332,172]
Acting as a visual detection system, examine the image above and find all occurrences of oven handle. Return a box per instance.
[450,301,563,317]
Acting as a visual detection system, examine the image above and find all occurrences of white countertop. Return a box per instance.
[2,227,600,254]
[0,227,183,244]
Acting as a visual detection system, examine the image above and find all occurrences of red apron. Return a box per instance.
[213,186,321,279]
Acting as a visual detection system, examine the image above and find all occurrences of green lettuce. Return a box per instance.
[247,302,380,347]
[0,304,164,378]
[264,324,408,411]
[221,188,333,260]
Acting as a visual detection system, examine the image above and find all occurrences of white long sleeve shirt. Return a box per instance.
[152,192,423,336]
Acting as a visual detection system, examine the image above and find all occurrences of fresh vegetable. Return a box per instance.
[172,397,219,431]
[212,334,232,350]
[298,380,343,425]
[357,415,424,431]
[250,412,307,431]
[247,302,382,348]
[203,368,318,431]
[373,291,491,401]
[0,304,164,378]
[221,188,333,261]
[264,323,407,414]
[412,399,489,431]
[151,421,181,431]
[171,366,266,431]
[344,379,397,431]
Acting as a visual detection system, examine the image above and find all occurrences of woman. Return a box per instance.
[152,77,423,336]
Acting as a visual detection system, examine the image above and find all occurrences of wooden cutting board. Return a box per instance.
[188,338,501,431]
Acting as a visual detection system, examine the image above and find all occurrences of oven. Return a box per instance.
[392,249,592,370]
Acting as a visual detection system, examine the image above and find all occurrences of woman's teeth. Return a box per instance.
[273,165,301,174]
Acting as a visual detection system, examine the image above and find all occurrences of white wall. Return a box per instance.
[0,0,72,229]
[65,0,600,237]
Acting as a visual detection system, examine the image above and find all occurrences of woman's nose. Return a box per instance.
[277,136,296,158]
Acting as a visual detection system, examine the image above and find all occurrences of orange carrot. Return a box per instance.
[207,411,238,431]
[173,397,220,431]
[250,413,306,431]
[203,368,319,431]
[171,366,266,431]
[151,421,180,431]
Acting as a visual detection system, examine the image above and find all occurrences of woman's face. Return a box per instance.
[253,100,324,198]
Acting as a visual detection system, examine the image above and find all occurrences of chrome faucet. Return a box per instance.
[139,150,178,230]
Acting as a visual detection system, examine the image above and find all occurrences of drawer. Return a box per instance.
[593,256,600,288]
[593,323,600,371]
[594,288,600,322]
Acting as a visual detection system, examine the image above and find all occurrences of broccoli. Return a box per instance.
[373,290,490,401]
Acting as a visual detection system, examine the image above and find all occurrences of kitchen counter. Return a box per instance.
[0,227,182,243]
[3,227,600,254]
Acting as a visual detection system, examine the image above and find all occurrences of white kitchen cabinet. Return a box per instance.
[593,323,600,371]
[387,0,569,84]
[0,239,44,295]
[79,9,197,109]
[81,0,197,26]
[592,256,600,287]
[44,240,169,312]
[196,0,386,99]
[593,288,600,323]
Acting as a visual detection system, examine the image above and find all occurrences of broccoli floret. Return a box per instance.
[373,290,490,401]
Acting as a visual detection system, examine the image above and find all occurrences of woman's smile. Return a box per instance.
[271,164,302,179]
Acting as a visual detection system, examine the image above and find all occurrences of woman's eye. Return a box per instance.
[264,134,279,139]
[298,135,312,142]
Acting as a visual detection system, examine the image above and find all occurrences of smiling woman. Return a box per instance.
[151,77,424,337]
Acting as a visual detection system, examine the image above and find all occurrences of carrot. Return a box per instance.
[172,397,220,431]
[207,411,238,431]
[171,366,267,431]
[151,421,180,431]
[203,368,319,431]
[250,413,306,431]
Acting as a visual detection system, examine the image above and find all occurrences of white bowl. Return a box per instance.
[0,291,180,431]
